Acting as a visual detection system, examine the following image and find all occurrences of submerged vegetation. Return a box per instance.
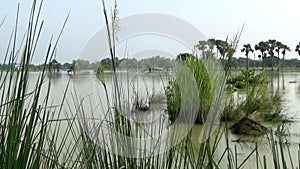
[0,0,300,169]
[226,69,267,89]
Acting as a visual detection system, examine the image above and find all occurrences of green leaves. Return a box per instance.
[166,55,211,123]
[226,69,266,89]
[255,41,268,59]
[241,44,254,70]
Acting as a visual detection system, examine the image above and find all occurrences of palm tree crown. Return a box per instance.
[241,44,254,70]
[295,42,300,56]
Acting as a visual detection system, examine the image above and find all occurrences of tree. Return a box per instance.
[275,41,283,70]
[67,60,76,75]
[280,44,290,70]
[100,58,114,69]
[49,59,60,72]
[207,38,216,53]
[241,44,254,70]
[267,39,277,70]
[196,39,217,60]
[214,39,235,71]
[196,40,207,54]
[295,42,300,56]
[75,59,91,70]
[215,40,227,58]
[176,53,195,62]
[255,41,268,69]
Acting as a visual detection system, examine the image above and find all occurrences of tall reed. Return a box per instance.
[0,0,73,168]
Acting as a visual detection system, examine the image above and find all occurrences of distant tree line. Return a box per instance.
[229,56,300,69]
[1,55,299,72]
[99,55,173,70]
[0,56,174,72]
[2,40,300,72]
[196,39,300,71]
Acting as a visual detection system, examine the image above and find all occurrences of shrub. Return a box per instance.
[165,55,211,123]
[226,69,267,89]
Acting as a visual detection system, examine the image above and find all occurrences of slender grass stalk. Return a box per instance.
[0,15,6,29]
[263,155,267,169]
[298,143,300,169]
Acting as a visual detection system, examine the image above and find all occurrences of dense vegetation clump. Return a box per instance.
[165,54,211,123]
[226,69,267,89]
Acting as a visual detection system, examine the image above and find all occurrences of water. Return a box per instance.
[3,70,300,167]
[220,71,300,168]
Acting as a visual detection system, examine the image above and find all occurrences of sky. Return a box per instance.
[1,0,300,64]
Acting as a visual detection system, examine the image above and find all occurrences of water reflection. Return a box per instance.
[296,84,300,100]
[47,72,62,79]
[281,72,285,90]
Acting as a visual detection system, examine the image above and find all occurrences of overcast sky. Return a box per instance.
[1,0,300,64]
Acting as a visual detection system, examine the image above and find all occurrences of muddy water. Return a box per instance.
[16,70,300,167]
[206,71,300,168]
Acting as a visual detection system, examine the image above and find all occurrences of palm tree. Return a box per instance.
[255,41,268,69]
[267,39,277,71]
[241,44,254,70]
[280,44,290,70]
[275,41,283,71]
[214,39,235,71]
[49,59,60,73]
[207,38,216,53]
[295,42,300,56]
[215,39,231,59]
[196,40,208,59]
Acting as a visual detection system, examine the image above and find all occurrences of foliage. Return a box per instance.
[196,40,207,53]
[99,56,173,70]
[222,95,244,121]
[48,59,61,72]
[2,55,299,72]
[255,41,269,69]
[99,57,121,69]
[227,57,300,69]
[215,40,235,60]
[176,53,196,61]
[165,80,181,122]
[165,55,211,123]
[226,69,267,89]
[73,59,92,70]
[224,78,284,125]
[255,41,268,60]
[242,83,279,117]
[139,55,172,69]
[252,40,291,70]
[295,42,300,56]
[241,44,254,70]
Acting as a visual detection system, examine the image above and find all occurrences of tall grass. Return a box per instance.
[0,0,74,168]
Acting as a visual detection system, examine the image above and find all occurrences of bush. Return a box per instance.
[226,69,267,89]
[165,55,211,123]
